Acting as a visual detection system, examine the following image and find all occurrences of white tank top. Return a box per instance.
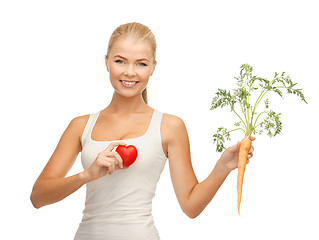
[74,109,168,240]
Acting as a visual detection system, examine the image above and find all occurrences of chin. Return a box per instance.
[115,90,142,99]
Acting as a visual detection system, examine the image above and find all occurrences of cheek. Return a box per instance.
[139,68,153,80]
[109,65,123,78]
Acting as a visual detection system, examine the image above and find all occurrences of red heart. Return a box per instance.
[115,145,138,167]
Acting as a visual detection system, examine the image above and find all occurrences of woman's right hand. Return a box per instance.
[84,141,128,182]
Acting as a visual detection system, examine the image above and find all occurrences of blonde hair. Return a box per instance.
[106,22,157,104]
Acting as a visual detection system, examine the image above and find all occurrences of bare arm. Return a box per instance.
[184,159,231,218]
[30,115,126,209]
[163,114,253,219]
[30,115,90,208]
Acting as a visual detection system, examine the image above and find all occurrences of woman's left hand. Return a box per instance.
[217,136,255,173]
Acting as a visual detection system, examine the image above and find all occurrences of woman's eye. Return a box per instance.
[115,60,124,64]
[138,62,147,66]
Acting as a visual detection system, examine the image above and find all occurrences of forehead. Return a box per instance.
[109,36,153,60]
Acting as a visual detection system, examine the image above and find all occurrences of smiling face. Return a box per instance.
[105,35,156,99]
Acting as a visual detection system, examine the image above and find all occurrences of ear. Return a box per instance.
[105,55,110,72]
[150,60,157,76]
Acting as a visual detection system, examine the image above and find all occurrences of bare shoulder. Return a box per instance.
[58,113,91,152]
[162,113,186,129]
[69,114,90,143]
[162,113,188,141]
[37,113,91,179]
[161,113,190,160]
[71,114,90,128]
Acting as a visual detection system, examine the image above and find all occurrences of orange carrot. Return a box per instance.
[237,137,252,215]
[211,64,307,214]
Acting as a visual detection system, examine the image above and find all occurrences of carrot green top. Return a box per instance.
[210,64,307,152]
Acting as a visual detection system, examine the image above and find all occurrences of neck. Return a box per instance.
[104,91,150,114]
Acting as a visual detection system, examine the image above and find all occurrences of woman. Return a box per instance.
[30,22,254,240]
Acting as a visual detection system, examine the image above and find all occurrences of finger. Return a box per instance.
[229,141,240,152]
[105,167,111,175]
[105,159,115,173]
[112,151,124,168]
[104,141,126,152]
[250,136,256,141]
[120,166,129,170]
[225,143,238,154]
[106,167,113,175]
[249,145,254,154]
[105,141,126,152]
[97,157,113,170]
[105,151,124,168]
[236,141,241,150]
[109,166,114,174]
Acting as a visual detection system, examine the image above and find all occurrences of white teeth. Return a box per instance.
[122,81,136,85]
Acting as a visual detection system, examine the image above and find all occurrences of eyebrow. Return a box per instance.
[114,55,150,62]
[136,58,150,62]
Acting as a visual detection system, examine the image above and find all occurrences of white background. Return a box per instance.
[1,0,318,239]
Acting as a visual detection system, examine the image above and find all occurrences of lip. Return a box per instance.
[120,80,139,88]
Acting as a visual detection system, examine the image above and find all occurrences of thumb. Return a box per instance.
[235,141,241,151]
[227,141,240,153]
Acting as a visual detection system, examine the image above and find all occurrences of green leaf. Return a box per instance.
[210,88,235,110]
[264,98,269,109]
[258,110,282,137]
[234,121,241,127]
[213,127,231,152]
[210,63,307,153]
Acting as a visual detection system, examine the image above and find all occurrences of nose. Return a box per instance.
[124,64,136,77]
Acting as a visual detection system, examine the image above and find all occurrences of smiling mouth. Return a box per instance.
[120,80,139,87]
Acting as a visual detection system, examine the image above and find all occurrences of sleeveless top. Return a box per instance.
[74,109,168,240]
